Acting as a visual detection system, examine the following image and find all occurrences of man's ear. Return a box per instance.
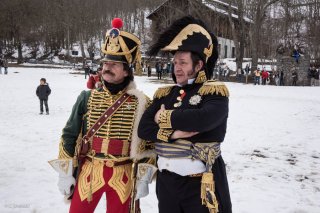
[196,60,204,72]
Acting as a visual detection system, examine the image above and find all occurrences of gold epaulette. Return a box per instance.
[198,80,229,97]
[153,85,174,99]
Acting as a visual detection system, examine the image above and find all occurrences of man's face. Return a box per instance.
[102,61,128,84]
[173,51,202,85]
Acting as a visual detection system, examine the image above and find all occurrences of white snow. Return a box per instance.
[0,67,319,213]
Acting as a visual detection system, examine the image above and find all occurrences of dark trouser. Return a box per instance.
[157,71,162,80]
[85,69,89,79]
[280,79,284,86]
[292,79,297,86]
[156,157,232,213]
[40,99,49,113]
[254,76,260,85]
[262,78,266,85]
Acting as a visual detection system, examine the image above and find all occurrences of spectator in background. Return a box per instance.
[292,70,298,86]
[84,61,90,79]
[309,66,317,86]
[147,63,151,77]
[261,69,269,85]
[0,57,3,74]
[3,58,9,74]
[273,70,280,86]
[87,67,103,89]
[36,78,51,115]
[156,61,162,80]
[314,68,319,86]
[224,65,230,81]
[245,64,250,74]
[236,67,242,83]
[162,62,167,77]
[245,64,250,84]
[280,70,285,86]
[254,68,261,85]
[167,62,171,75]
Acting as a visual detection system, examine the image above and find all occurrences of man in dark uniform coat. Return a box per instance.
[138,16,232,213]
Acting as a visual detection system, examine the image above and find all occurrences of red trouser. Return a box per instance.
[69,166,130,213]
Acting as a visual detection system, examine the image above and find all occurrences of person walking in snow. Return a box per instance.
[292,70,298,86]
[0,58,3,74]
[36,78,51,115]
[3,58,9,74]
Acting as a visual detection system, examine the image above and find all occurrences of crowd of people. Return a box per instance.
[212,63,320,87]
[154,61,173,80]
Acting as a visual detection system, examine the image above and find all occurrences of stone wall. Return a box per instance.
[276,55,310,86]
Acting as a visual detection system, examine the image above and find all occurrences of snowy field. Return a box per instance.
[0,67,319,213]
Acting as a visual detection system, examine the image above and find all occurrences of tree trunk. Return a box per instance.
[17,41,23,64]
[79,33,86,58]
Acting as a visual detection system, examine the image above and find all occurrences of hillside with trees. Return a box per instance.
[0,0,319,67]
[0,0,163,63]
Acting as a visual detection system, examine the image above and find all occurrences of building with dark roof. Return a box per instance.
[147,0,252,59]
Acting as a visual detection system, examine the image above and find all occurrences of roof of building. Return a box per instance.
[147,0,252,23]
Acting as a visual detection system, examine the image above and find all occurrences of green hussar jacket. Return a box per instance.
[58,81,155,161]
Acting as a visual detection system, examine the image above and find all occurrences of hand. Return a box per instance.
[154,104,166,124]
[170,130,199,139]
[58,175,76,196]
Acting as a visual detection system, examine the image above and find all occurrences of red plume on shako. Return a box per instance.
[112,18,123,29]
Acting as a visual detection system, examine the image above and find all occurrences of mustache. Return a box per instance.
[102,70,115,76]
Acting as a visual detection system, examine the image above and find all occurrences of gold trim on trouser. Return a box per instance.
[108,163,132,204]
[78,160,105,201]
[77,159,132,203]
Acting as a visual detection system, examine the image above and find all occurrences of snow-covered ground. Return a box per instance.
[0,67,319,213]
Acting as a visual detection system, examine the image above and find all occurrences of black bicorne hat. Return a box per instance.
[101,18,141,65]
[148,16,218,79]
